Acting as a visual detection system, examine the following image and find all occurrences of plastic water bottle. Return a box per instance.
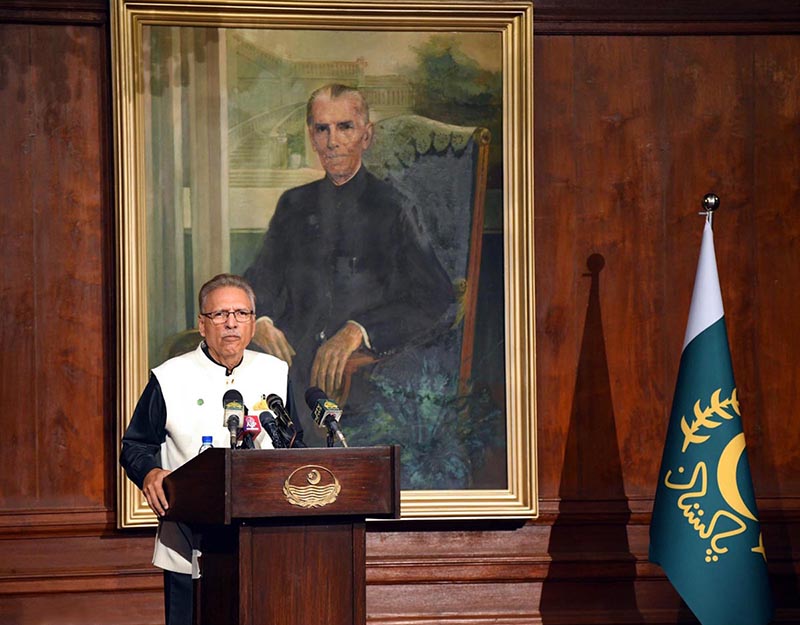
[198,435,214,454]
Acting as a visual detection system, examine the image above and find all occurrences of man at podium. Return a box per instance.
[120,273,297,625]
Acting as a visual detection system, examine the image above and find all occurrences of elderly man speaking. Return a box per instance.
[120,273,300,625]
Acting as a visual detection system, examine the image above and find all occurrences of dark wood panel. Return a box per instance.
[749,36,800,497]
[533,34,580,501]
[0,533,157,591]
[0,590,163,625]
[530,30,800,625]
[0,0,107,24]
[656,34,757,501]
[251,523,358,625]
[533,0,800,35]
[0,533,164,625]
[1,0,107,9]
[364,512,799,622]
[0,19,111,513]
[569,35,669,501]
[0,509,112,537]
[0,22,38,507]
[534,32,800,502]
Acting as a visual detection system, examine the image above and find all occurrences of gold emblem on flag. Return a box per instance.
[679,388,739,451]
[283,465,341,508]
[664,387,766,564]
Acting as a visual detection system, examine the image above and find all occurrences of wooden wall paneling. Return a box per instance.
[532,34,580,503]
[0,19,109,514]
[566,35,670,501]
[33,20,108,509]
[0,531,163,623]
[659,34,799,589]
[526,33,658,622]
[750,35,800,613]
[750,35,800,497]
[662,35,760,436]
[0,588,163,625]
[367,523,543,623]
[527,30,798,625]
[655,35,725,481]
[532,0,800,35]
[660,31,756,497]
[0,22,39,509]
[0,534,157,595]
[0,5,164,623]
[367,582,542,625]
[365,521,692,624]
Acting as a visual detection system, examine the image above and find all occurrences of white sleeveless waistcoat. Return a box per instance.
[151,343,288,573]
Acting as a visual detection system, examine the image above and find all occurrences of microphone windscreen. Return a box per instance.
[267,393,292,419]
[258,410,276,427]
[223,389,245,428]
[258,410,287,449]
[305,386,342,426]
[304,386,327,409]
[223,388,243,406]
[266,393,283,411]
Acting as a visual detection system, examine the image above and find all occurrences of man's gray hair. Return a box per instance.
[198,273,256,312]
[306,83,370,126]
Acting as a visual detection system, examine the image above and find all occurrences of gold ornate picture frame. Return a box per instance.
[113,0,535,526]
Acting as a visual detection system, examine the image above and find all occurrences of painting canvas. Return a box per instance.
[113,0,535,524]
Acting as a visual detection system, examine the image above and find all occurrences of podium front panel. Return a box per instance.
[231,447,398,519]
[239,521,365,625]
[164,445,400,525]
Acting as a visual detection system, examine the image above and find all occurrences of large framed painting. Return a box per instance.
[113,0,535,526]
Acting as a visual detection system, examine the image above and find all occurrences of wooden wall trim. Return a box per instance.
[534,0,800,35]
[0,509,115,538]
[535,20,800,36]
[364,610,685,625]
[0,569,160,596]
[0,533,159,595]
[0,0,107,24]
[0,0,107,10]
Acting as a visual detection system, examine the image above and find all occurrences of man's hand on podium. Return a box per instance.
[143,467,172,516]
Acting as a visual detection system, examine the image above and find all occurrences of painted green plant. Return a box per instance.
[345,356,504,490]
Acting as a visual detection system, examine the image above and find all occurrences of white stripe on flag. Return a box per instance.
[683,220,724,349]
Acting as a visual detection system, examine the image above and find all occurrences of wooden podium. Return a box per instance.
[162,446,400,625]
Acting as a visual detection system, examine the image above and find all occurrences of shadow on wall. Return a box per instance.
[539,254,643,623]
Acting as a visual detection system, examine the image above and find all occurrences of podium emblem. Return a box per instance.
[283,465,341,508]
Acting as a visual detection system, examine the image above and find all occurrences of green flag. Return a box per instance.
[650,219,772,625]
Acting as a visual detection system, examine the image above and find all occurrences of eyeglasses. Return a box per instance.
[200,309,255,325]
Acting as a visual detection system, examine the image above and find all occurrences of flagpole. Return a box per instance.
[700,192,719,225]
[649,193,774,625]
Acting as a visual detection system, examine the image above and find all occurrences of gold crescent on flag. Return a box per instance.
[717,432,757,522]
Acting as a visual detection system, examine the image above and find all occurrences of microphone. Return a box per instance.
[223,389,244,449]
[304,387,348,447]
[240,413,262,449]
[266,394,294,430]
[227,415,240,449]
[258,410,287,449]
[266,394,305,448]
